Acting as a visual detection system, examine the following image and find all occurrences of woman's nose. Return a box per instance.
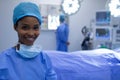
[27,30,35,36]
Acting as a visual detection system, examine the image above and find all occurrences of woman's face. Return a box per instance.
[14,16,40,46]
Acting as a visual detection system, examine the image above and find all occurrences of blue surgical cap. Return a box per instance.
[59,14,65,23]
[13,2,42,25]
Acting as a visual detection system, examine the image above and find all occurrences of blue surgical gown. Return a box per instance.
[0,47,57,80]
[56,23,69,52]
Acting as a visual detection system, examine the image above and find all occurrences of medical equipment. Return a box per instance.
[112,27,120,49]
[96,11,111,25]
[112,28,120,44]
[93,10,112,49]
[95,27,112,41]
[93,26,112,49]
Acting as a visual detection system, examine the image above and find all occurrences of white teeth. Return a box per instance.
[27,38,34,41]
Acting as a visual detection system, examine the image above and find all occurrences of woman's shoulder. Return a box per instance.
[0,47,15,69]
[0,47,15,56]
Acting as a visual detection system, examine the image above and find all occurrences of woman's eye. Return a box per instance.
[21,26,29,30]
[34,25,39,30]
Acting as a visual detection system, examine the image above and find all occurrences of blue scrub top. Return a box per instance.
[0,47,57,80]
[56,23,69,52]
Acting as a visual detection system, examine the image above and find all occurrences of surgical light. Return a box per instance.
[61,0,81,15]
[108,0,120,17]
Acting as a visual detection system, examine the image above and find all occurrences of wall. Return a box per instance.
[0,0,107,52]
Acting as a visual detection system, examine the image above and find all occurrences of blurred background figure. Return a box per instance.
[81,26,93,50]
[56,14,70,52]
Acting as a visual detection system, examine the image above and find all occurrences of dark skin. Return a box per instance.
[14,16,40,49]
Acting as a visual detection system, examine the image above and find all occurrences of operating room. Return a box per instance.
[1,0,120,80]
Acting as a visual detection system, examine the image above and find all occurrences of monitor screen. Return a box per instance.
[95,28,111,41]
[96,11,111,25]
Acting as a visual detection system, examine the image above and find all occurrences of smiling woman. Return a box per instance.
[0,2,57,80]
[14,16,40,46]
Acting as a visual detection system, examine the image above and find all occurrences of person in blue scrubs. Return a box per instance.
[56,14,70,52]
[0,2,57,80]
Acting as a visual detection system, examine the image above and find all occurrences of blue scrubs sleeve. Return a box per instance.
[0,54,9,79]
[41,53,57,80]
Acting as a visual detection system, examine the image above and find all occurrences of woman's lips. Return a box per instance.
[26,37,35,42]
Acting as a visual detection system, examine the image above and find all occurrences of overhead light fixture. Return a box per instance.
[108,0,120,17]
[61,0,81,15]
